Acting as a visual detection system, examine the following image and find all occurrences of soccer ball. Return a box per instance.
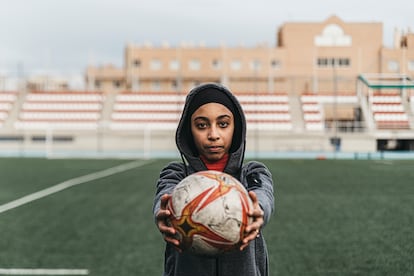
[167,170,253,256]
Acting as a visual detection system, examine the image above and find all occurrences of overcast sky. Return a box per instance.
[1,0,414,82]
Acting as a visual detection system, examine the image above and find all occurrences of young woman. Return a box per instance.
[153,83,275,276]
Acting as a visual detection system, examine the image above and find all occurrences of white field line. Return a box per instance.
[0,268,89,275]
[0,159,153,214]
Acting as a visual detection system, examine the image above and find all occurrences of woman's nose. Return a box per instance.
[208,126,220,140]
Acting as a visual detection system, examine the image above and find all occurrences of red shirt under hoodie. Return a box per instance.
[200,153,229,172]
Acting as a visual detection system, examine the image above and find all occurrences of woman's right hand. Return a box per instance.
[156,194,182,252]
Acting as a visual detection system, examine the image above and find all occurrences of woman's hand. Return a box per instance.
[240,191,264,251]
[155,194,182,252]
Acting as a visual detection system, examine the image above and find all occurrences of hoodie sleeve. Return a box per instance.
[152,161,187,220]
[241,161,275,226]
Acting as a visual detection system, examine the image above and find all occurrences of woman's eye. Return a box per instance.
[219,122,229,128]
[197,123,207,129]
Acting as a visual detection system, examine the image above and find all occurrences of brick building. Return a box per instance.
[85,15,414,95]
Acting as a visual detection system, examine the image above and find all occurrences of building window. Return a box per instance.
[172,80,178,90]
[191,81,201,88]
[338,58,350,66]
[251,59,261,71]
[95,80,100,88]
[317,57,350,68]
[150,59,162,70]
[189,59,201,70]
[317,58,328,67]
[133,59,141,67]
[170,59,180,71]
[152,80,161,91]
[271,59,281,69]
[249,59,261,71]
[212,59,221,70]
[388,60,399,72]
[408,60,414,71]
[231,60,241,71]
[113,80,121,88]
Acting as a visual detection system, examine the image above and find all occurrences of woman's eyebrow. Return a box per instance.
[192,116,209,121]
[217,114,232,120]
[193,114,231,121]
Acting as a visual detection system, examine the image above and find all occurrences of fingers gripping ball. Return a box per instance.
[167,170,253,256]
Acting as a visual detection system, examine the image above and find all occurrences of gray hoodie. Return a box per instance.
[153,83,275,276]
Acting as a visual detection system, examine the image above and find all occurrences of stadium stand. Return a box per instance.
[300,92,359,131]
[236,93,292,130]
[14,91,105,130]
[369,92,410,129]
[2,86,413,156]
[110,91,185,130]
[300,94,324,131]
[109,91,292,131]
[0,92,17,128]
[5,88,412,133]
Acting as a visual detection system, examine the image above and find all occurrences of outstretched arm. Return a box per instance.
[155,194,181,251]
[239,191,264,251]
[153,162,187,250]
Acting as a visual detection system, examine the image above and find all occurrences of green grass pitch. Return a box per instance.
[0,158,413,275]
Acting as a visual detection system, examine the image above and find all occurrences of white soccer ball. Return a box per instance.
[167,170,253,256]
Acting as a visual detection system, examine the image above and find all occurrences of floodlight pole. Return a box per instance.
[333,61,338,137]
[332,60,339,154]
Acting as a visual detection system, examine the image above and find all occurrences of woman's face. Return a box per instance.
[191,103,234,162]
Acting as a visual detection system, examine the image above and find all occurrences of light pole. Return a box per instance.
[331,58,340,153]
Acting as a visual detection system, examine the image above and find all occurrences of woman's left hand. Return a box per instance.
[239,191,264,251]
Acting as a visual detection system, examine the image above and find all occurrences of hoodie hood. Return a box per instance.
[175,83,246,176]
